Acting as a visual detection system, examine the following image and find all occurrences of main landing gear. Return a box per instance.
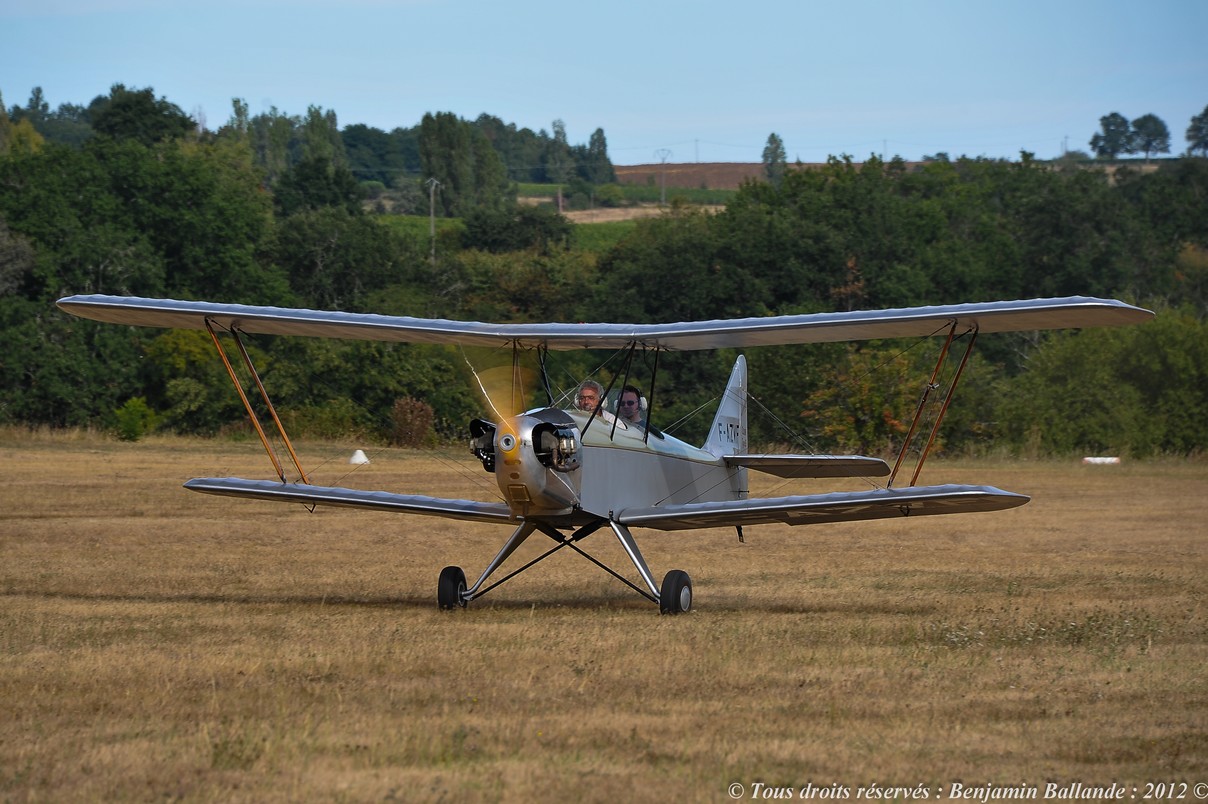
[659,569,692,614]
[437,565,468,610]
[436,519,693,614]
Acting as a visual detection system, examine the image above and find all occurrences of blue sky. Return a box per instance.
[3,0,1205,164]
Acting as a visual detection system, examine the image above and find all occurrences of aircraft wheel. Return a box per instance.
[659,570,692,614]
[438,565,467,610]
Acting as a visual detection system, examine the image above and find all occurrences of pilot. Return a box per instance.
[616,383,664,438]
[616,385,646,426]
[575,380,618,424]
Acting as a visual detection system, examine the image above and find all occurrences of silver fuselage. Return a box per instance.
[492,408,747,522]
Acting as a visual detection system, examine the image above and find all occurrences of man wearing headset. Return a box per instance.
[616,385,646,426]
[617,384,665,438]
[575,380,618,424]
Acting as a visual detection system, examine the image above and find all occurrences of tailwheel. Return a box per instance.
[659,569,692,614]
[438,565,468,610]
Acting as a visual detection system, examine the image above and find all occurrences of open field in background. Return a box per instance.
[2,430,1206,801]
[615,163,765,190]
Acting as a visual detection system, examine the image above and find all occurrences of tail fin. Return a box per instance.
[703,355,748,458]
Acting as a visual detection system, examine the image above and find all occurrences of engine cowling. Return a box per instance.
[470,408,582,516]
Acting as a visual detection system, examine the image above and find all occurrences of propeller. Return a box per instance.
[473,364,537,425]
[467,362,537,473]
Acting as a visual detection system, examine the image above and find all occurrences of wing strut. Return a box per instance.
[609,342,639,441]
[205,319,310,485]
[888,322,978,487]
[644,347,661,445]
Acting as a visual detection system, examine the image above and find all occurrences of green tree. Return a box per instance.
[1089,112,1134,159]
[88,84,195,145]
[420,112,476,217]
[470,127,512,210]
[543,120,574,185]
[583,127,616,184]
[800,345,924,456]
[1186,104,1208,157]
[419,112,511,216]
[19,87,50,124]
[112,137,284,300]
[263,337,480,440]
[595,206,758,323]
[0,141,166,299]
[0,129,286,303]
[274,155,363,216]
[0,215,36,296]
[0,98,44,156]
[461,203,572,255]
[224,98,251,139]
[343,122,417,186]
[999,155,1144,299]
[762,132,787,186]
[1114,158,1208,294]
[142,329,247,433]
[273,208,402,308]
[473,113,544,182]
[299,105,346,165]
[1131,113,1170,162]
[996,310,1207,456]
[449,248,594,323]
[717,155,941,311]
[0,296,144,427]
[6,88,91,147]
[248,106,298,186]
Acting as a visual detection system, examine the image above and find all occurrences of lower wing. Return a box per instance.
[184,478,1027,533]
[183,477,515,524]
[615,484,1029,531]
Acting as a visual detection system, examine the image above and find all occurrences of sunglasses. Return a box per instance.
[618,400,639,407]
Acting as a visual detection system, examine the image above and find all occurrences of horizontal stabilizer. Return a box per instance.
[184,477,515,524]
[616,484,1028,531]
[724,454,890,478]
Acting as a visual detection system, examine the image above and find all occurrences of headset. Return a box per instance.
[607,385,648,415]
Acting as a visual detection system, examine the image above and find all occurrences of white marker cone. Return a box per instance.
[350,449,370,465]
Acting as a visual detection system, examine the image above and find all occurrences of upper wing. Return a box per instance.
[183,477,515,524]
[56,294,1153,351]
[615,484,1029,531]
[724,454,890,478]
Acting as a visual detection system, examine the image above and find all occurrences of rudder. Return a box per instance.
[703,355,748,458]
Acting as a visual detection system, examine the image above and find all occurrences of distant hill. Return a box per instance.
[614,163,765,191]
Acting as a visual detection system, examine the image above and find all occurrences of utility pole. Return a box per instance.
[654,148,672,206]
[426,177,441,266]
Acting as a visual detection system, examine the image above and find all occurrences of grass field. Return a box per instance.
[2,430,1205,801]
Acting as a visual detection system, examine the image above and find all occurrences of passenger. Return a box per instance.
[574,380,618,424]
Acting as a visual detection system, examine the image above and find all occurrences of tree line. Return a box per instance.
[1,84,1206,457]
[1089,108,1208,161]
[3,86,616,216]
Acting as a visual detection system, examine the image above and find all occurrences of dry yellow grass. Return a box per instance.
[2,429,1205,802]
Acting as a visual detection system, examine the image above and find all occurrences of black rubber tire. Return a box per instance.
[438,565,467,610]
[659,569,692,614]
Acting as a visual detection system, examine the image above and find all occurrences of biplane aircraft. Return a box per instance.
[56,294,1152,613]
